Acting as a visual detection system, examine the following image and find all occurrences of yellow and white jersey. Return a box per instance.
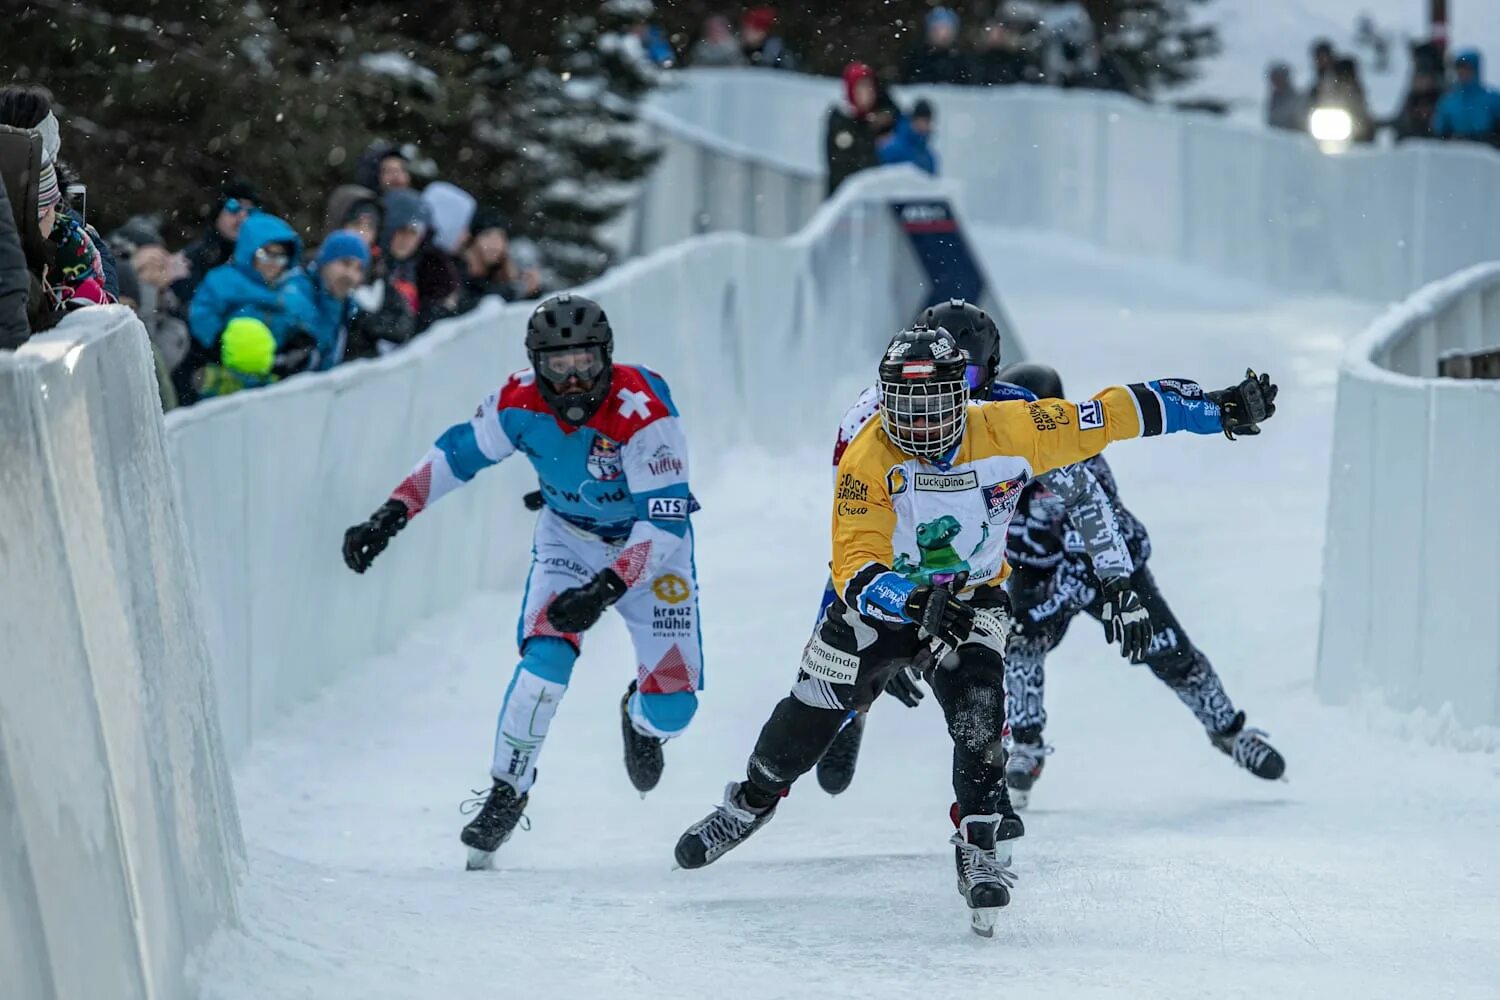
[831,387,1146,622]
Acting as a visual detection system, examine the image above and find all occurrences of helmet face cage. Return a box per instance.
[879,372,969,458]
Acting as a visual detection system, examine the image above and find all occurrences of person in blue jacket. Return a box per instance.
[878,99,939,175]
[1433,50,1500,143]
[286,229,368,371]
[187,212,308,350]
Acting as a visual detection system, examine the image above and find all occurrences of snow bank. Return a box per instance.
[0,307,240,1000]
[164,167,1010,763]
[636,68,1500,301]
[1318,264,1500,728]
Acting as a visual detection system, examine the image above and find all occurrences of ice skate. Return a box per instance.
[674,782,777,869]
[815,711,865,795]
[459,779,529,870]
[1005,727,1052,810]
[952,812,1018,938]
[1209,711,1285,780]
[621,680,666,794]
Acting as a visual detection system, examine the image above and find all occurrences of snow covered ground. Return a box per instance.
[1177,0,1500,124]
[201,229,1500,999]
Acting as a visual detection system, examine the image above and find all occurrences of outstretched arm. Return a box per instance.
[389,390,517,518]
[343,390,517,574]
[1036,463,1133,585]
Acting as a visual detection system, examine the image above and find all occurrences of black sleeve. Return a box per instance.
[0,172,31,349]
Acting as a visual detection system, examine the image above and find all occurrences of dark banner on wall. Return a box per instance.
[891,200,986,309]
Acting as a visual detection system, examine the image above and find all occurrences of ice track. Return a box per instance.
[203,230,1500,1000]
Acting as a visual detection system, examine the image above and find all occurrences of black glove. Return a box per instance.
[522,490,545,511]
[1208,369,1278,440]
[884,666,926,708]
[546,568,628,634]
[342,499,409,574]
[272,331,319,378]
[904,584,974,649]
[1099,579,1152,662]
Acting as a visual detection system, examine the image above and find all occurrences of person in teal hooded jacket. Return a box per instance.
[187,211,311,351]
[1433,50,1500,143]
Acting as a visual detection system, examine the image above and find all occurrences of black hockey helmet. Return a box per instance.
[918,299,1001,394]
[997,362,1064,400]
[526,293,614,425]
[877,325,969,459]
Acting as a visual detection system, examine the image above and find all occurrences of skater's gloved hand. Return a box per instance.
[905,585,974,649]
[1208,369,1277,440]
[546,568,628,633]
[522,490,544,512]
[884,665,926,707]
[342,499,409,574]
[1099,579,1152,662]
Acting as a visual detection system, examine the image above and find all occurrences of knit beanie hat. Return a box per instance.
[37,161,61,217]
[316,229,372,269]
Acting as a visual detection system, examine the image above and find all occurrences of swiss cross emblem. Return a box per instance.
[617,388,652,420]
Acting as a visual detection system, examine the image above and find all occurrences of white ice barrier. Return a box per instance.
[635,69,1500,301]
[1317,264,1500,728]
[0,307,241,1000]
[164,168,1004,763]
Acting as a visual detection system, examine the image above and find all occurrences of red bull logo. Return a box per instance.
[982,474,1028,522]
[587,435,623,481]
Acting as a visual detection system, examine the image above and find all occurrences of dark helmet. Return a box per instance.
[997,362,1064,400]
[877,325,969,459]
[526,293,614,425]
[918,298,1001,394]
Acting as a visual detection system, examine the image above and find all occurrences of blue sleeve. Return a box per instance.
[1432,95,1454,135]
[1127,378,1224,436]
[187,272,226,347]
[435,420,500,482]
[877,119,917,166]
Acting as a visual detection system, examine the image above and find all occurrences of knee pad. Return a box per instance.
[520,636,578,685]
[1144,642,1199,685]
[631,689,698,738]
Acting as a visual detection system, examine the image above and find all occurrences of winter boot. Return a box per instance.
[815,711,866,795]
[952,812,1019,938]
[459,779,530,871]
[1005,726,1053,809]
[1209,711,1286,781]
[621,681,666,794]
[674,782,778,869]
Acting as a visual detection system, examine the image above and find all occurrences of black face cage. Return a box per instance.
[878,375,969,458]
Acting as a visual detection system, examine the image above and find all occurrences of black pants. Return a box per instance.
[1006,563,1238,737]
[744,589,1011,818]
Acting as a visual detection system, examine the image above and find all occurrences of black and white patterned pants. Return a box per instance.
[1005,563,1238,738]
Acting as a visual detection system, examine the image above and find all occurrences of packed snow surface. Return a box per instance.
[202,229,1500,999]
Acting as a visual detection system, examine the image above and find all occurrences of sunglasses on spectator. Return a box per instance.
[254,248,290,267]
[224,198,258,214]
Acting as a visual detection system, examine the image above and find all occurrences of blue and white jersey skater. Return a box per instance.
[387,363,701,794]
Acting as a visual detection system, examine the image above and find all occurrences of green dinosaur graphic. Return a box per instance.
[892,515,989,585]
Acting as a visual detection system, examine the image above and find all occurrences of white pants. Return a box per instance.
[491,510,702,792]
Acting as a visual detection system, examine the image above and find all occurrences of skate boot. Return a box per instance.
[674,782,777,869]
[621,681,666,795]
[1005,726,1052,810]
[459,779,529,871]
[952,812,1019,938]
[815,712,865,795]
[1209,711,1286,781]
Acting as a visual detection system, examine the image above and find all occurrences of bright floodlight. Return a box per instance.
[1309,107,1353,143]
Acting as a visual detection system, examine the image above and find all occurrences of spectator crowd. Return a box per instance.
[0,87,543,408]
[1267,36,1500,147]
